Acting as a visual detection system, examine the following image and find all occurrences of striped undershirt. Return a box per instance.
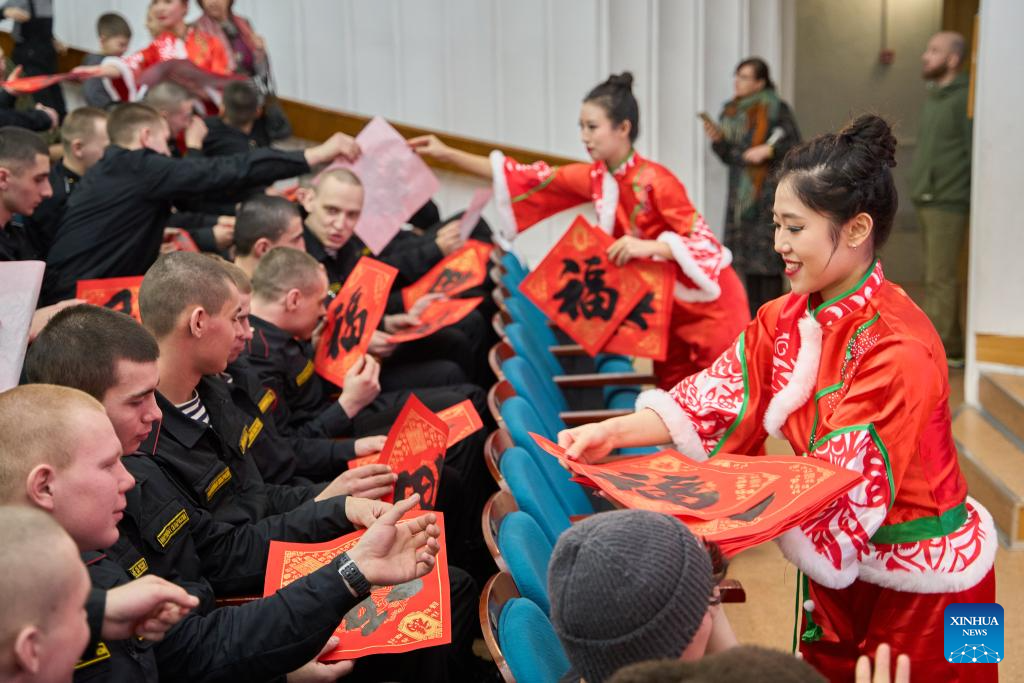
[177,391,210,426]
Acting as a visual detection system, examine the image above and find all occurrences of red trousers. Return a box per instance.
[800,569,998,682]
[655,265,749,389]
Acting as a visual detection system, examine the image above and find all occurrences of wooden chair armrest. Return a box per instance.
[559,408,632,425]
[553,372,656,388]
[549,343,587,357]
[719,579,746,604]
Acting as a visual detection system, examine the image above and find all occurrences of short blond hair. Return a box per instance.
[0,506,82,653]
[0,385,106,502]
[251,247,322,302]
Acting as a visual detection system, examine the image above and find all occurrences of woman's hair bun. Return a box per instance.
[839,114,897,169]
[606,71,634,91]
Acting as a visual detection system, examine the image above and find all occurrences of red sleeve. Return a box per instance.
[490,151,591,238]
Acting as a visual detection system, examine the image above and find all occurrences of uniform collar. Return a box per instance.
[808,259,885,327]
[606,149,640,178]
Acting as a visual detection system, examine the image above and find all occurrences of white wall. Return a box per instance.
[51,0,788,265]
[966,0,1024,399]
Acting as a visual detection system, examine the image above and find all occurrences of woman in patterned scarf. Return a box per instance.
[704,58,801,315]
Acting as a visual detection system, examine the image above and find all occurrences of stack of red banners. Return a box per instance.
[518,216,673,360]
[530,433,864,556]
[263,513,452,660]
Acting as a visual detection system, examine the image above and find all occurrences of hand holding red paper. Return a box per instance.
[518,216,648,356]
[402,240,493,308]
[316,117,439,255]
[263,498,449,661]
[315,257,397,387]
[533,433,864,556]
[374,395,449,508]
[386,297,483,344]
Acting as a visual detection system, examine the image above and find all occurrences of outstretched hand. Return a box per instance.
[102,575,200,641]
[407,134,450,161]
[347,494,441,587]
[557,422,615,463]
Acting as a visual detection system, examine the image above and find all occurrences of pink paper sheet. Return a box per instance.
[458,188,492,241]
[0,261,45,391]
[318,117,440,255]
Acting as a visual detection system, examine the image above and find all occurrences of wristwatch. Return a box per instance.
[336,552,371,597]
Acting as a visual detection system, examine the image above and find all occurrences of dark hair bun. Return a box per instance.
[839,114,897,169]
[606,72,634,91]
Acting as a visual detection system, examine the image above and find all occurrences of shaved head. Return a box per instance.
[0,506,90,681]
[922,31,966,81]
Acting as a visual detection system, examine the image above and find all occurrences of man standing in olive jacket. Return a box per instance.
[911,31,972,365]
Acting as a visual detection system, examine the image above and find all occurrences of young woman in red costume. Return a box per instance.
[76,0,229,110]
[557,115,997,683]
[409,73,750,389]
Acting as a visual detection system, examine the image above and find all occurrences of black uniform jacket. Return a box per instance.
[226,358,354,483]
[137,377,352,549]
[246,314,356,439]
[77,535,363,683]
[43,146,309,303]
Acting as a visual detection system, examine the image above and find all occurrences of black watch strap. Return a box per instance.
[336,551,371,597]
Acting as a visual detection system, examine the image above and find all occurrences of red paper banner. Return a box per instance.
[1,72,80,93]
[76,276,144,321]
[435,399,484,447]
[603,259,674,361]
[386,297,482,344]
[262,512,451,660]
[377,394,450,508]
[348,398,481,472]
[315,257,397,387]
[530,433,863,556]
[401,240,493,309]
[518,216,648,355]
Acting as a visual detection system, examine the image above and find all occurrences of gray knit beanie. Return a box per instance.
[547,510,714,683]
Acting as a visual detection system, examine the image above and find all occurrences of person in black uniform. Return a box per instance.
[19,106,108,259]
[0,384,456,682]
[0,125,51,262]
[42,102,360,304]
[3,0,66,118]
[245,247,489,444]
[232,193,307,280]
[136,252,397,536]
[218,255,390,486]
[300,168,494,386]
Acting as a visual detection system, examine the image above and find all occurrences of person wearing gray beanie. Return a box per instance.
[547,509,736,683]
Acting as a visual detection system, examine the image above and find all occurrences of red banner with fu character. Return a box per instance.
[603,259,674,361]
[76,276,144,321]
[314,257,397,387]
[401,240,493,309]
[386,297,482,344]
[518,216,648,356]
[376,394,449,508]
[262,513,451,660]
[530,433,863,556]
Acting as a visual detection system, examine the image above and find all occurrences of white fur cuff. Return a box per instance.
[657,231,721,302]
[635,388,707,461]
[489,150,519,244]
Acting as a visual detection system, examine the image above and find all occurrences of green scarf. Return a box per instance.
[719,88,782,223]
